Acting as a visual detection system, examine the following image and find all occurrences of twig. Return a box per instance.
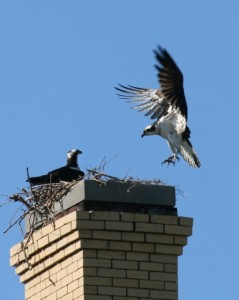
[9,194,32,210]
[87,169,120,181]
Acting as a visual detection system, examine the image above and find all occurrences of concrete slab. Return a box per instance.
[25,180,176,233]
[55,180,175,211]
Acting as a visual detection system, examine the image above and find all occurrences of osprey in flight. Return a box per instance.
[115,46,201,168]
[27,149,85,185]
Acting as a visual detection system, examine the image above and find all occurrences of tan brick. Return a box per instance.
[55,211,78,229]
[34,282,43,295]
[140,279,164,289]
[81,239,109,250]
[85,285,97,295]
[57,268,68,281]
[61,292,74,300]
[146,233,173,244]
[26,243,37,257]
[39,243,57,260]
[72,250,83,262]
[155,244,182,256]
[25,275,41,289]
[78,229,92,238]
[150,253,177,264]
[132,242,154,253]
[78,256,87,270]
[72,267,84,280]
[79,275,84,288]
[37,269,50,282]
[56,285,68,298]
[10,242,23,257]
[77,220,104,230]
[110,241,131,251]
[126,252,149,262]
[78,273,85,287]
[12,208,192,300]
[15,261,29,275]
[164,225,192,236]
[113,297,138,300]
[140,261,163,272]
[25,286,36,299]
[179,217,193,226]
[127,270,148,280]
[122,232,144,242]
[65,241,82,256]
[60,222,72,236]
[105,221,133,231]
[93,230,121,240]
[165,281,178,291]
[40,251,50,269]
[84,276,112,286]
[112,260,138,270]
[38,235,49,249]
[20,268,35,283]
[29,229,40,243]
[174,235,187,245]
[26,292,40,300]
[40,224,55,238]
[119,212,134,222]
[62,273,73,286]
[150,290,178,299]
[77,210,91,220]
[10,251,26,267]
[150,271,177,281]
[91,211,120,221]
[165,264,177,273]
[40,285,54,298]
[84,258,111,268]
[98,268,126,278]
[56,235,73,251]
[135,222,163,233]
[73,285,84,299]
[48,228,61,243]
[121,212,149,222]
[97,250,125,260]
[46,276,56,289]
[66,261,79,275]
[128,288,149,298]
[46,292,57,300]
[84,296,112,300]
[83,249,97,258]
[83,267,97,277]
[151,215,178,225]
[98,286,126,296]
[113,278,138,288]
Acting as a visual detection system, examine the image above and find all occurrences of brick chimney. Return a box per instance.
[10,180,192,300]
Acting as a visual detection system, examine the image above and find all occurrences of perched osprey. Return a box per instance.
[27,149,85,186]
[115,46,201,168]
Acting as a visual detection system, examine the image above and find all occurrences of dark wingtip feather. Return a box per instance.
[193,154,201,168]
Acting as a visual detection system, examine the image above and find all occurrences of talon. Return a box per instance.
[162,155,179,166]
[162,159,175,166]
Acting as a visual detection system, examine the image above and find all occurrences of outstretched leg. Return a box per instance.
[162,154,180,166]
[162,141,180,166]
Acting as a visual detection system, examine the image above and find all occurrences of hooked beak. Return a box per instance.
[141,132,145,138]
[75,149,82,155]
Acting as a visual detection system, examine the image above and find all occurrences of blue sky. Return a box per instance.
[0,1,238,299]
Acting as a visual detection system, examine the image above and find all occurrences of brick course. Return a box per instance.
[10,210,192,300]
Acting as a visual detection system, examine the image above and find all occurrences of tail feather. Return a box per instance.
[179,139,201,168]
[27,174,52,185]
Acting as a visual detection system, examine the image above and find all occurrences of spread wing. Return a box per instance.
[115,46,188,120]
[154,46,187,120]
[115,84,170,120]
